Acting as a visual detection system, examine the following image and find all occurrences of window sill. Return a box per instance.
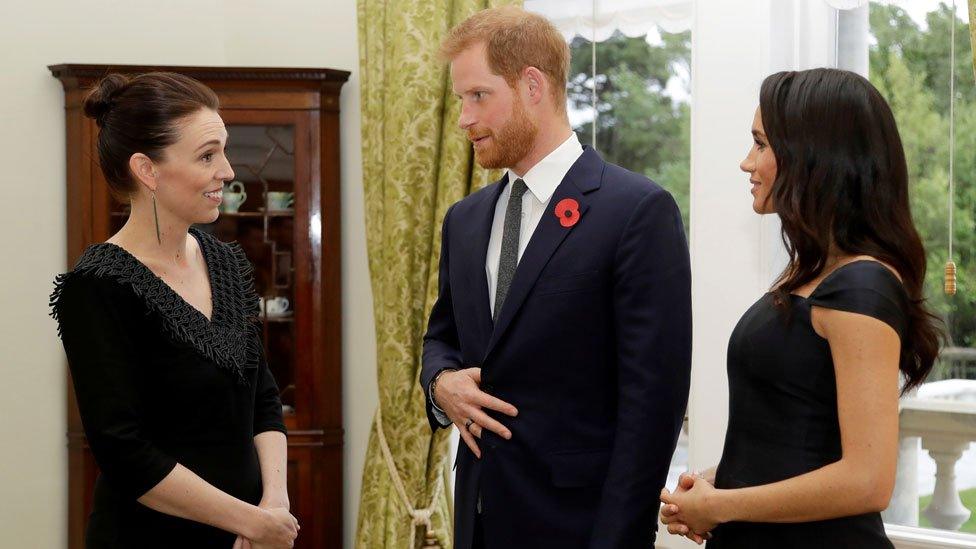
[887,524,976,549]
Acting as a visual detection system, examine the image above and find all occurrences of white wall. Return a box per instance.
[686,0,768,477]
[0,1,375,547]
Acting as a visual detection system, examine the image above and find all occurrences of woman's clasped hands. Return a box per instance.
[660,468,720,545]
[233,503,299,549]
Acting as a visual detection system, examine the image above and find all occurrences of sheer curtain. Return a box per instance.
[524,0,691,39]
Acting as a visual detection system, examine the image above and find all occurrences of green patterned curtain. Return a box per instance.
[970,1,976,79]
[355,0,520,547]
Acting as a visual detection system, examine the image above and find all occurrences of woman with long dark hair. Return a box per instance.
[659,68,943,547]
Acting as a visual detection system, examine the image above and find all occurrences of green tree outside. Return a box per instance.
[567,4,974,357]
[870,2,976,353]
[568,31,691,233]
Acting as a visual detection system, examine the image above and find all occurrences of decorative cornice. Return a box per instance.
[48,64,350,86]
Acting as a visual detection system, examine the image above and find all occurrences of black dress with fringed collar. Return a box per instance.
[51,227,286,548]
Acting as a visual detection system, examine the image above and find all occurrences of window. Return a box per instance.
[565,29,691,232]
[850,0,976,537]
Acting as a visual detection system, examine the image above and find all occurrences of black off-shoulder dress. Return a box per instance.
[51,227,286,549]
[708,261,906,548]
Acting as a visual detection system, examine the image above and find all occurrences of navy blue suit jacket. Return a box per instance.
[421,147,692,549]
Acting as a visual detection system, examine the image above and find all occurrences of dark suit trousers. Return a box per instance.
[472,512,486,549]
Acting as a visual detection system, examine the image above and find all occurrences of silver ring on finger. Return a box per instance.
[464,418,474,431]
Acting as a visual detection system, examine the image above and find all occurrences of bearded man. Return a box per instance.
[420,7,692,549]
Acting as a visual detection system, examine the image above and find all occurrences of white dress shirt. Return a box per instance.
[486,132,584,316]
[430,132,584,426]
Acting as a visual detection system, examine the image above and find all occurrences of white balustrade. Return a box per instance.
[890,381,976,532]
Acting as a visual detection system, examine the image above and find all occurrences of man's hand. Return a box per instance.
[433,367,518,458]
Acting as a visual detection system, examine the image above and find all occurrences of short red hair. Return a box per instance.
[441,6,570,113]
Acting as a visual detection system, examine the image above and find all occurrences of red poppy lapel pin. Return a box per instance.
[554,198,581,228]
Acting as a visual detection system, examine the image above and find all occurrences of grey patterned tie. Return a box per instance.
[493,178,528,323]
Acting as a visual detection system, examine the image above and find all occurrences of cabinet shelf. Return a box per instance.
[110,210,295,218]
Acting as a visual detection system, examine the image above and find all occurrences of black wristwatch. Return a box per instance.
[429,367,457,412]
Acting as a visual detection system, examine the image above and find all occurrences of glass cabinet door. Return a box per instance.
[214,123,298,416]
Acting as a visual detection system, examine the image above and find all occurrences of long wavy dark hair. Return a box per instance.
[760,68,943,392]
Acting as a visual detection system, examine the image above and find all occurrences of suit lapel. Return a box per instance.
[456,177,506,349]
[483,147,605,361]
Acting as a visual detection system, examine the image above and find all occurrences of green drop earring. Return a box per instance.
[151,189,161,246]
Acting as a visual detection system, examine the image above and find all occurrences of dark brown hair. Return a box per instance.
[83,72,219,202]
[761,68,943,392]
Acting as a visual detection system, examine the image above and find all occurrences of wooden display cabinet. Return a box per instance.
[49,64,348,549]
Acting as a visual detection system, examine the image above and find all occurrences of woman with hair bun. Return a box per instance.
[51,72,298,548]
[659,68,944,548]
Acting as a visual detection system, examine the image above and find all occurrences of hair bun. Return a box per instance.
[83,73,130,127]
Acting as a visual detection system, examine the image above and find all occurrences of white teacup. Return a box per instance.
[261,296,290,317]
[221,181,247,213]
[266,191,294,211]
